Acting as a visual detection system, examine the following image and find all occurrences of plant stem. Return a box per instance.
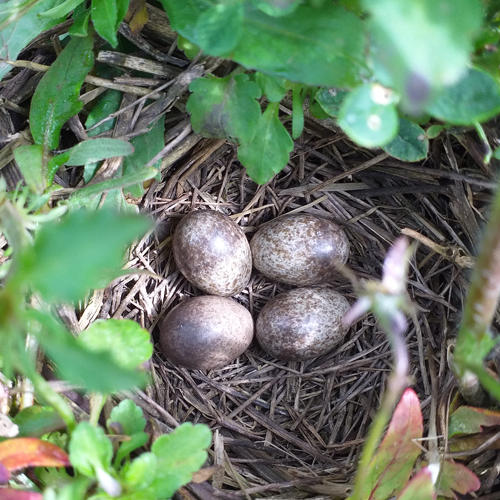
[89,393,106,426]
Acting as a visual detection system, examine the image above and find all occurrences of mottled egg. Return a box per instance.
[250,213,349,286]
[160,295,254,370]
[172,210,252,296]
[256,288,350,361]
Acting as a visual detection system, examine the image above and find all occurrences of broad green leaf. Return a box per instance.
[0,0,62,81]
[177,35,201,60]
[426,124,447,140]
[292,84,306,139]
[395,468,434,500]
[151,423,211,499]
[107,400,146,435]
[187,74,261,144]
[121,453,157,491]
[63,139,134,166]
[237,102,293,184]
[13,407,65,438]
[69,422,112,478]
[195,3,243,56]
[382,118,428,162]
[91,0,128,47]
[79,319,152,371]
[122,115,165,197]
[31,311,146,393]
[19,208,151,302]
[338,83,398,147]
[86,91,122,138]
[315,87,349,117]
[449,406,500,437]
[47,151,71,187]
[255,73,287,102]
[40,0,85,18]
[69,4,91,36]
[252,0,302,16]
[114,432,149,467]
[13,145,45,194]
[363,0,483,112]
[156,0,208,39]
[362,388,423,499]
[426,68,500,125]
[436,460,480,497]
[30,34,94,150]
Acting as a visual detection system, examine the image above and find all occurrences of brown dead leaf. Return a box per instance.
[191,465,222,484]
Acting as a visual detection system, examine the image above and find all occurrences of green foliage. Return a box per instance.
[13,145,46,195]
[382,118,429,162]
[91,0,130,47]
[14,407,65,438]
[107,400,146,436]
[29,34,94,150]
[63,139,134,167]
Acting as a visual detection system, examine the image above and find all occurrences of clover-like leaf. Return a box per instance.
[382,118,428,162]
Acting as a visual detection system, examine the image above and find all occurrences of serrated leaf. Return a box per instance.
[255,73,287,102]
[121,453,157,490]
[449,406,500,437]
[30,34,94,150]
[195,3,243,56]
[0,0,62,81]
[69,422,112,478]
[426,68,500,125]
[252,0,302,16]
[396,468,435,500]
[13,145,45,194]
[69,4,91,37]
[237,102,293,184]
[13,407,65,438]
[362,388,423,499]
[151,423,211,499]
[64,139,134,166]
[187,74,261,144]
[40,0,85,18]
[0,438,69,471]
[436,460,480,497]
[382,118,428,162]
[19,208,151,302]
[122,115,164,197]
[364,0,483,112]
[315,87,349,117]
[107,400,146,435]
[338,83,398,147]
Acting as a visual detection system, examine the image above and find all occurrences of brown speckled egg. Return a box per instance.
[160,295,254,370]
[256,288,350,361]
[250,213,349,286]
[173,210,252,296]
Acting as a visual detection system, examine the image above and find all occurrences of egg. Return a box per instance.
[250,213,349,286]
[256,288,350,361]
[172,210,252,296]
[160,295,254,370]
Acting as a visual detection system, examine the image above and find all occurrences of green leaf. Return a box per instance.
[252,0,302,16]
[107,400,146,436]
[69,422,112,478]
[426,124,447,140]
[177,35,201,60]
[436,460,480,497]
[91,0,124,47]
[19,208,151,302]
[363,0,483,112]
[0,0,62,81]
[79,319,152,371]
[382,118,428,162]
[30,34,94,150]
[255,73,287,102]
[121,453,157,491]
[116,0,130,30]
[14,406,65,438]
[13,145,45,194]
[187,74,261,144]
[122,116,165,197]
[64,139,134,166]
[47,151,71,187]
[40,0,85,18]
[69,4,91,37]
[114,432,149,467]
[291,84,306,139]
[395,468,434,500]
[151,423,211,499]
[86,90,122,138]
[237,102,293,184]
[362,388,423,499]
[449,406,500,437]
[338,83,398,147]
[315,87,349,117]
[426,68,500,125]
[195,3,243,56]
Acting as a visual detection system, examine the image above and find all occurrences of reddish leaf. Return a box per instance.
[436,460,480,498]
[0,461,10,483]
[362,388,424,500]
[396,468,436,500]
[449,430,500,454]
[0,438,69,471]
[449,406,500,437]
[0,489,43,500]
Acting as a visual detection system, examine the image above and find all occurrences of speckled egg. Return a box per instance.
[250,213,350,286]
[172,210,252,296]
[160,295,254,370]
[256,288,350,361]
